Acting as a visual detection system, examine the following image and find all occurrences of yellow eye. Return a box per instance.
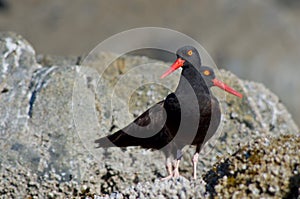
[187,50,193,56]
[203,70,210,76]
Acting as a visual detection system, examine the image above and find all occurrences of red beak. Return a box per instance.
[212,78,243,98]
[160,58,185,79]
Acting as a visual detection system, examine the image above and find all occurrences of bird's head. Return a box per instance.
[160,46,242,98]
[200,66,243,98]
[161,46,201,78]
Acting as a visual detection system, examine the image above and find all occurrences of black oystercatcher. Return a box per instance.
[95,46,242,179]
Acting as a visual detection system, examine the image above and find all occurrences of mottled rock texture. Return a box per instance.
[0,32,298,198]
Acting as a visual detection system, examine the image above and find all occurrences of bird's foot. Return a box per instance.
[161,174,174,181]
[162,158,181,180]
[161,173,181,180]
[161,168,181,180]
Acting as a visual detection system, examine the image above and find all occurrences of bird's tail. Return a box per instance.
[95,130,144,148]
[94,135,116,148]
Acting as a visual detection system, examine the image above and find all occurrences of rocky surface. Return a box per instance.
[205,134,300,198]
[0,32,299,198]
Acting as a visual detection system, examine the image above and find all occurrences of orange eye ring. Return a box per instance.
[187,50,193,56]
[203,70,210,76]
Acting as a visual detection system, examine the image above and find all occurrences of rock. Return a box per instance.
[36,54,84,68]
[0,32,299,198]
[0,31,41,165]
[204,134,300,198]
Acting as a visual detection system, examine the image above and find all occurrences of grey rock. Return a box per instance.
[205,134,300,198]
[0,32,299,198]
[0,31,41,166]
[36,54,82,67]
[0,32,34,131]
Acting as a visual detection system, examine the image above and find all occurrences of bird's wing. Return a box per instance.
[95,100,168,148]
[200,96,221,146]
[163,93,180,112]
[191,95,220,152]
[122,100,166,138]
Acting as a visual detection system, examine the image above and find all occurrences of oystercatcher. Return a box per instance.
[95,46,242,179]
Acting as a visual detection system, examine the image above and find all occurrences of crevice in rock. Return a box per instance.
[203,159,231,196]
[76,56,83,65]
[284,173,300,199]
[28,66,58,117]
[1,87,9,93]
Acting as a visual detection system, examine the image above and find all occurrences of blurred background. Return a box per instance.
[0,0,299,126]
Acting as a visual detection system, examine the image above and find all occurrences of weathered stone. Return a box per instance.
[204,134,300,198]
[0,32,299,198]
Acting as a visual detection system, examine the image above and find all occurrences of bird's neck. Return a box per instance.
[176,64,210,96]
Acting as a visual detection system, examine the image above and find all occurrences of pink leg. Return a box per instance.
[173,159,180,178]
[162,150,183,180]
[161,158,173,180]
[192,152,199,179]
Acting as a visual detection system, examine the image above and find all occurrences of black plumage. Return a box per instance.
[95,46,242,179]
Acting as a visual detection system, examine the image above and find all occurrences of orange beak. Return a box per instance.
[212,78,243,98]
[160,58,185,79]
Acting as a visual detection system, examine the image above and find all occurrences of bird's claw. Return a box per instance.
[161,174,173,181]
[161,173,182,181]
[161,168,181,180]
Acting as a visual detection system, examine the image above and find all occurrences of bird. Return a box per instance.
[95,46,243,179]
